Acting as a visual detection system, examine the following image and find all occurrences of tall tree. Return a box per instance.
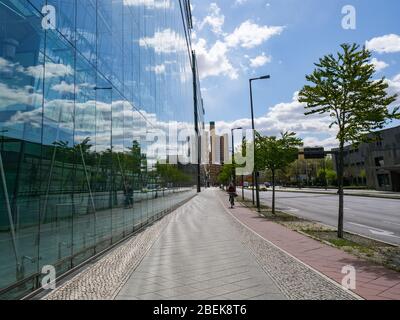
[299,43,399,238]
[256,132,303,214]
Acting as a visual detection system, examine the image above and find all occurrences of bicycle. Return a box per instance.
[228,193,235,208]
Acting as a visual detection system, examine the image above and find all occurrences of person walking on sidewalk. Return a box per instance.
[227,183,237,208]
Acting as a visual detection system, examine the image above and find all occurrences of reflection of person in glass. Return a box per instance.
[124,183,133,209]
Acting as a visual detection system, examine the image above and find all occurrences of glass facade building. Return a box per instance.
[0,0,201,299]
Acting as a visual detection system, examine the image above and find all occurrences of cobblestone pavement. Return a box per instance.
[116,189,357,300]
[43,205,184,300]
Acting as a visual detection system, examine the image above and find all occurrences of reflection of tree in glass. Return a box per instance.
[156,162,191,188]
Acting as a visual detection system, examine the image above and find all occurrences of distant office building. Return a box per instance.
[209,122,229,165]
[332,126,400,191]
[220,134,229,164]
[206,122,229,186]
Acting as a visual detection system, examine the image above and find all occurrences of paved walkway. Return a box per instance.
[223,192,400,300]
[116,189,355,300]
[116,190,285,300]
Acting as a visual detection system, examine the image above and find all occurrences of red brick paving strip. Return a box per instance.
[218,192,400,300]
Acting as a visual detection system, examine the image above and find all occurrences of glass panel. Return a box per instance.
[0,0,198,299]
[0,0,44,297]
[93,75,112,252]
[111,90,125,242]
[39,26,75,277]
[72,53,96,265]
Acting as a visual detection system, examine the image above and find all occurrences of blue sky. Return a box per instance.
[191,0,400,149]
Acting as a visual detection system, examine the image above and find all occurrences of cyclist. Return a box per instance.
[227,183,237,208]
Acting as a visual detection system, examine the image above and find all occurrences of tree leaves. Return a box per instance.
[299,43,399,145]
[255,131,303,173]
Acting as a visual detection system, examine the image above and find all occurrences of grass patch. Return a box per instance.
[329,238,358,248]
[302,230,400,272]
[239,199,302,222]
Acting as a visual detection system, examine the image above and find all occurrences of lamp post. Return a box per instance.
[249,75,270,212]
[231,127,242,186]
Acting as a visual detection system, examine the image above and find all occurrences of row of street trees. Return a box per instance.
[220,43,399,239]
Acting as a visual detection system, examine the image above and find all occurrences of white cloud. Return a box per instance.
[213,74,400,149]
[193,3,285,80]
[214,92,338,149]
[193,38,238,79]
[386,73,400,106]
[224,20,284,49]
[249,53,272,68]
[370,58,389,72]
[366,34,400,53]
[199,3,225,35]
[193,17,284,79]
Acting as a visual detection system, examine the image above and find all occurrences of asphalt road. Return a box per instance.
[242,189,400,246]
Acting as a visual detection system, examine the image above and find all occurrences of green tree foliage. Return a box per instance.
[156,163,191,186]
[218,164,235,186]
[255,132,303,214]
[299,43,399,238]
[317,168,338,186]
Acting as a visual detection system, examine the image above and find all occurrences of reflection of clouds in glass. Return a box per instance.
[0,57,73,80]
[178,64,191,84]
[146,64,166,74]
[123,0,172,9]
[0,83,42,108]
[51,81,75,94]
[0,57,22,74]
[140,29,186,53]
[26,62,74,78]
[8,108,42,128]
[2,74,194,155]
[51,80,95,94]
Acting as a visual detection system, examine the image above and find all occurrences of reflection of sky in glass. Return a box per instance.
[0,0,200,298]
[0,0,195,156]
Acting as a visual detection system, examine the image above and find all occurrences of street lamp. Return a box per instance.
[231,127,243,186]
[249,75,270,212]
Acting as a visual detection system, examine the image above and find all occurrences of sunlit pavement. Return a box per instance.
[114,189,355,300]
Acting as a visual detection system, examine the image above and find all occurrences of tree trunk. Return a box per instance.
[337,140,345,238]
[272,169,276,215]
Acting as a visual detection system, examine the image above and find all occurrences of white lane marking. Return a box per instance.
[277,207,299,213]
[348,222,400,239]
